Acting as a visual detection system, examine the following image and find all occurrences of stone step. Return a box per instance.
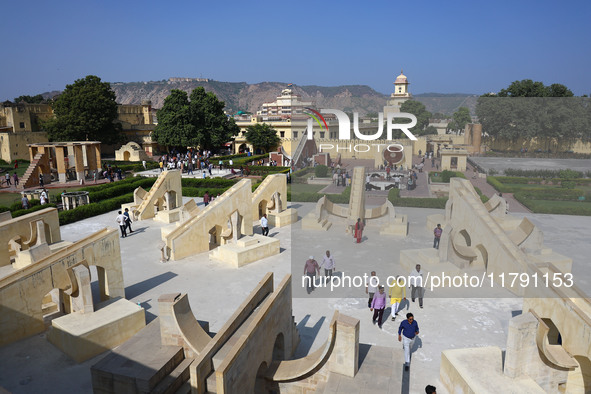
[151,357,193,394]
[173,381,191,394]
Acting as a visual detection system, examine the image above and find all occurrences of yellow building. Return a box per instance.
[0,102,53,162]
[117,100,157,156]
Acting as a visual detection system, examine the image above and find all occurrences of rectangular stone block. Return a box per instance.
[47,298,145,363]
[210,235,280,268]
[268,208,298,227]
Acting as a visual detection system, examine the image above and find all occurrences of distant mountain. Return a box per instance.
[39,80,478,116]
[108,80,389,115]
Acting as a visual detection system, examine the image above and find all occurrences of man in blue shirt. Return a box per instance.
[398,312,419,371]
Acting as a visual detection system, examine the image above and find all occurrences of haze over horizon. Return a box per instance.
[2,0,590,101]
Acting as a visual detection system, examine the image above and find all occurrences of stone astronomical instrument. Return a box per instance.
[383,146,404,165]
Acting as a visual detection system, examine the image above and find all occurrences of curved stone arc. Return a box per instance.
[266,311,339,383]
[171,294,212,356]
[530,309,578,370]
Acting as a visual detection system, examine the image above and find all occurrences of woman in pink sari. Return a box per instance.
[354,218,364,243]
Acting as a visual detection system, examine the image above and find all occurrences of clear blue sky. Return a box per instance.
[1,0,590,101]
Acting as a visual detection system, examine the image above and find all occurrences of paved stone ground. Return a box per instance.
[0,200,589,393]
[470,157,591,174]
[466,164,531,213]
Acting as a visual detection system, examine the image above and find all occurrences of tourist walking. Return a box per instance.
[321,250,335,278]
[354,218,364,243]
[366,271,378,308]
[389,276,406,320]
[304,256,320,294]
[40,189,48,205]
[409,264,424,308]
[21,194,30,209]
[116,211,127,238]
[433,224,443,249]
[5,172,11,186]
[39,173,44,187]
[260,213,269,236]
[124,208,133,234]
[203,191,210,206]
[398,313,419,371]
[370,286,387,329]
[13,172,18,186]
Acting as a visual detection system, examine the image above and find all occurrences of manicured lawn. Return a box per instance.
[519,199,591,216]
[290,184,325,193]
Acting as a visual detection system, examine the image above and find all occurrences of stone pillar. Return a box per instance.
[86,144,97,173]
[74,144,85,182]
[55,146,67,184]
[94,144,102,172]
[69,265,94,314]
[504,312,569,391]
[328,314,359,377]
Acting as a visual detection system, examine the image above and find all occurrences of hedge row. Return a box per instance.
[289,186,351,203]
[12,203,58,218]
[487,176,588,199]
[58,193,135,225]
[87,178,156,201]
[514,194,591,216]
[474,187,490,203]
[226,165,289,176]
[503,168,586,178]
[430,170,466,183]
[181,178,237,188]
[388,188,448,209]
[183,187,230,198]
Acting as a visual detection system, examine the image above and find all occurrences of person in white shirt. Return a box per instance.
[321,250,335,278]
[116,210,127,238]
[366,271,378,308]
[260,214,269,236]
[409,264,424,308]
[40,190,48,205]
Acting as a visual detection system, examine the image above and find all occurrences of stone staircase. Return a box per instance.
[91,319,193,394]
[19,152,44,189]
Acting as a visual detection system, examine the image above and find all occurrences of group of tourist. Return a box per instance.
[115,208,133,238]
[2,172,19,187]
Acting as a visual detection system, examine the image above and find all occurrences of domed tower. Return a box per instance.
[384,69,412,117]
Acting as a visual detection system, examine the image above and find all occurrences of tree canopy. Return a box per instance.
[399,100,432,136]
[447,107,471,133]
[497,79,574,97]
[476,80,590,147]
[43,75,121,144]
[245,123,281,153]
[153,87,239,151]
[13,94,46,104]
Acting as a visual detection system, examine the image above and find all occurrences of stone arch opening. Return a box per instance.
[541,318,562,345]
[209,225,223,250]
[123,151,131,161]
[272,332,285,361]
[458,229,472,247]
[42,288,67,326]
[253,361,268,394]
[167,190,178,210]
[258,200,268,219]
[238,143,248,153]
[473,244,488,270]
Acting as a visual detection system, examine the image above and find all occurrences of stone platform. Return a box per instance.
[47,298,145,363]
[209,234,280,267]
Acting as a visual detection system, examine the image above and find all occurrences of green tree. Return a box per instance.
[13,94,45,104]
[450,107,471,133]
[245,123,281,153]
[497,79,573,97]
[399,100,431,136]
[189,87,239,150]
[43,75,121,143]
[152,90,195,148]
[152,87,239,151]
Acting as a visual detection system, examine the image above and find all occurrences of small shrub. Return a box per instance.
[314,165,328,178]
